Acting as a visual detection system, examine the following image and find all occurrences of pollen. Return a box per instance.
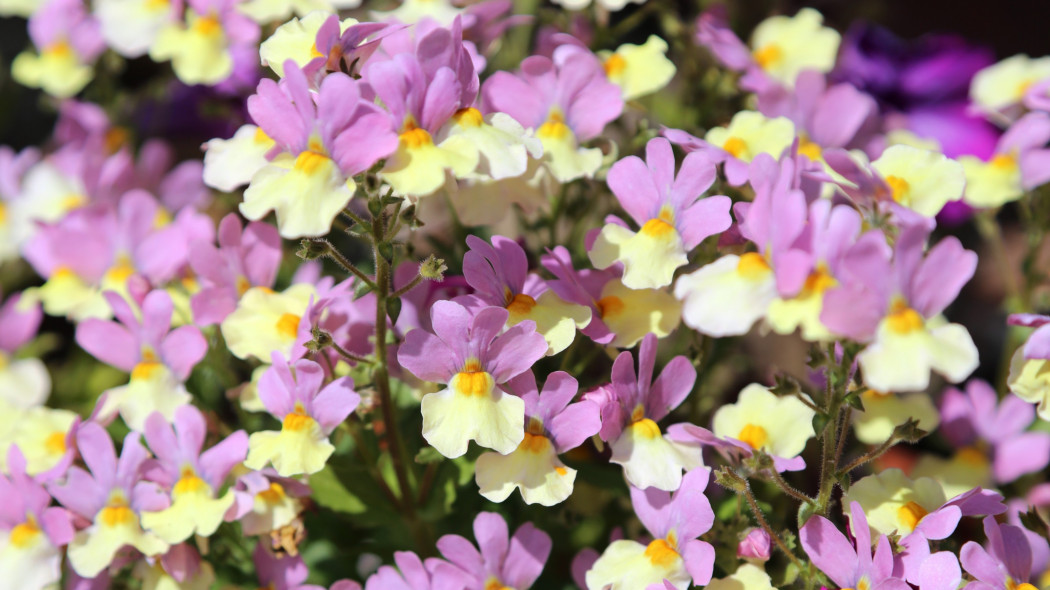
[797,136,822,161]
[896,500,928,531]
[956,446,988,466]
[104,256,135,284]
[630,417,661,439]
[236,275,251,296]
[99,495,136,527]
[640,217,675,237]
[253,127,272,145]
[400,121,433,149]
[886,299,924,334]
[453,107,485,128]
[45,431,67,455]
[596,295,625,318]
[293,150,328,175]
[737,423,768,450]
[802,265,836,295]
[752,44,782,69]
[722,137,748,159]
[452,370,494,397]
[275,313,301,339]
[173,468,208,496]
[257,482,286,504]
[44,40,73,58]
[10,517,41,548]
[131,361,162,381]
[537,111,571,140]
[282,403,314,432]
[643,537,680,567]
[884,175,910,204]
[506,293,537,315]
[603,53,627,77]
[736,252,771,280]
[990,153,1018,170]
[484,579,512,590]
[518,432,551,453]
[555,466,567,476]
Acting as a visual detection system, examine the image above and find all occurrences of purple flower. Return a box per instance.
[474,370,600,505]
[11,0,105,98]
[226,468,312,536]
[737,528,771,561]
[253,541,326,590]
[397,300,547,458]
[961,516,1043,590]
[960,112,1050,208]
[437,512,551,590]
[800,502,910,590]
[588,333,700,491]
[586,467,716,590]
[244,352,359,477]
[365,550,472,590]
[139,406,247,544]
[48,423,169,578]
[589,137,732,289]
[188,213,282,325]
[0,290,49,409]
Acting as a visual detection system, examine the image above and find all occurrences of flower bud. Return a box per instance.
[737,527,771,561]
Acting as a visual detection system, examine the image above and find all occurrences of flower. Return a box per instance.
[474,370,600,506]
[960,112,1050,208]
[0,291,49,410]
[869,145,966,217]
[961,516,1044,590]
[364,550,471,590]
[666,110,795,186]
[220,283,317,362]
[202,124,274,193]
[397,301,547,458]
[800,501,910,590]
[244,353,359,476]
[599,36,676,101]
[48,423,169,578]
[148,0,260,86]
[436,512,551,590]
[589,137,732,289]
[852,390,940,445]
[590,333,701,491]
[226,469,311,536]
[139,406,247,544]
[706,564,777,590]
[586,467,716,590]
[970,55,1050,122]
[10,0,104,98]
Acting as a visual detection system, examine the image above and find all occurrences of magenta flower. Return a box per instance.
[483,45,623,181]
[302,16,387,79]
[800,502,910,590]
[242,62,398,238]
[397,300,547,458]
[961,516,1044,590]
[0,446,74,590]
[139,406,247,544]
[188,213,282,325]
[737,528,771,561]
[48,423,169,578]
[589,333,700,491]
[76,290,207,430]
[459,235,590,355]
[589,137,732,289]
[436,512,551,590]
[941,380,1050,484]
[244,352,359,477]
[365,550,472,590]
[586,467,716,590]
[475,370,600,505]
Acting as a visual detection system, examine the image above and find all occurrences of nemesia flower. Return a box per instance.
[589,137,732,289]
[139,407,246,544]
[252,541,327,590]
[10,0,104,98]
[3,158,90,258]
[202,124,274,192]
[364,550,472,590]
[852,390,940,445]
[48,423,169,578]
[705,564,776,590]
[0,446,75,590]
[149,0,260,86]
[869,144,966,217]
[242,62,397,237]
[598,35,676,101]
[397,301,547,458]
[459,235,591,355]
[961,516,1044,590]
[483,45,623,182]
[689,383,815,472]
[737,528,771,562]
[93,0,174,58]
[0,291,49,409]
[970,55,1050,122]
[134,544,216,590]
[586,467,715,590]
[665,110,795,186]
[244,353,359,476]
[188,213,281,325]
[959,112,1050,208]
[220,283,317,362]
[821,224,979,392]
[76,290,207,431]
[590,333,701,491]
[259,13,384,80]
[240,0,361,26]
[747,8,841,88]
[542,246,681,349]
[436,512,551,590]
[800,501,910,590]
[226,468,311,536]
[475,370,600,506]
[0,403,77,479]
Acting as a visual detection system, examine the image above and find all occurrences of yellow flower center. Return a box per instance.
[99,495,136,527]
[737,423,768,450]
[131,361,163,381]
[603,53,627,77]
[886,299,924,334]
[641,217,675,238]
[452,369,494,397]
[1011,583,1038,590]
[275,313,301,339]
[253,127,272,145]
[45,431,67,455]
[309,43,324,59]
[192,14,222,37]
[596,295,624,318]
[896,500,929,531]
[293,150,328,175]
[752,44,782,69]
[257,482,286,504]
[736,252,771,280]
[722,136,748,159]
[0,202,7,224]
[61,193,87,210]
[484,579,513,590]
[400,120,433,149]
[44,40,73,58]
[453,107,484,128]
[802,264,836,295]
[630,417,661,440]
[104,255,136,285]
[105,128,128,154]
[506,293,537,315]
[644,534,680,567]
[991,153,1018,171]
[956,446,988,466]
[10,517,41,548]
[283,402,313,431]
[537,110,571,140]
[884,175,910,204]
[173,467,208,496]
[518,432,551,453]
[798,135,822,161]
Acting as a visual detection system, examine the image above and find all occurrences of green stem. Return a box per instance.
[739,476,805,571]
[838,435,900,477]
[391,273,424,300]
[323,242,377,289]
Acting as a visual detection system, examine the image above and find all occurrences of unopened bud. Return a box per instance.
[419,254,447,281]
[737,527,771,561]
[297,239,330,261]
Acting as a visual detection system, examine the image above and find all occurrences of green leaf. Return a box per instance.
[310,466,368,514]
